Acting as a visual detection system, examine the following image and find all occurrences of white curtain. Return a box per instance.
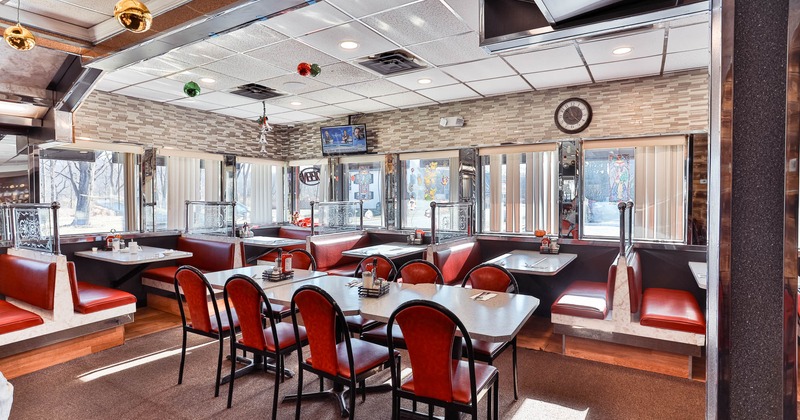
[527,150,559,234]
[165,156,222,230]
[245,163,285,224]
[634,144,685,241]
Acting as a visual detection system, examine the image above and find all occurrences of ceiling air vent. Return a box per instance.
[230,83,285,100]
[359,51,424,75]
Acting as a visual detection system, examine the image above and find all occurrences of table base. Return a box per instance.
[284,382,392,418]
[220,354,294,385]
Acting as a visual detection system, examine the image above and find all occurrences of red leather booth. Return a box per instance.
[142,236,237,284]
[0,254,56,334]
[309,234,370,276]
[67,262,137,314]
[431,242,483,286]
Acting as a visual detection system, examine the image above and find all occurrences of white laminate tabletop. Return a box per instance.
[688,261,707,290]
[341,242,426,259]
[74,246,192,265]
[264,276,364,316]
[486,250,578,276]
[242,236,306,248]
[204,265,329,290]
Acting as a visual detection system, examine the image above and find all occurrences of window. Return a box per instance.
[235,157,285,225]
[400,151,459,229]
[582,136,686,241]
[291,159,330,218]
[39,142,140,235]
[341,156,383,227]
[158,150,223,230]
[480,144,559,234]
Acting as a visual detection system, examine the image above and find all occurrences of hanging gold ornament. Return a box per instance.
[4,24,35,51]
[114,0,152,33]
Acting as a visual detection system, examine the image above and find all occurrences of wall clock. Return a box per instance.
[554,98,592,134]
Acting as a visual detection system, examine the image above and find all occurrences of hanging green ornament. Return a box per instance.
[183,81,200,97]
[310,63,321,77]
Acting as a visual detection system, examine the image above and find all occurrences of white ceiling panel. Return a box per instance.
[165,42,236,67]
[387,68,458,90]
[522,66,592,89]
[206,23,287,53]
[340,79,408,97]
[212,107,260,119]
[336,98,395,113]
[663,49,709,73]
[579,29,665,65]
[303,104,354,117]
[418,84,479,102]
[15,0,110,28]
[301,87,365,104]
[233,102,292,116]
[374,91,434,108]
[127,57,191,78]
[116,85,183,102]
[442,0,480,32]
[327,0,420,18]
[362,0,471,46]
[317,62,378,86]
[94,78,127,92]
[406,32,489,66]
[667,24,709,53]
[299,22,398,61]
[441,57,516,83]
[167,97,224,111]
[263,2,351,37]
[246,39,339,72]
[103,68,158,85]
[257,73,331,95]
[504,45,585,74]
[270,110,327,122]
[467,75,531,96]
[589,55,663,82]
[166,68,248,91]
[135,77,189,94]
[267,96,327,110]
[195,91,258,108]
[203,55,288,82]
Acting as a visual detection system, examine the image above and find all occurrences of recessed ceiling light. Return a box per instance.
[200,77,215,83]
[290,101,302,106]
[612,46,633,55]
[339,41,359,50]
[417,78,432,85]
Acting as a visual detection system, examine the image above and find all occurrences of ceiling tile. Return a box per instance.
[327,0,420,18]
[579,29,665,65]
[663,49,709,73]
[196,91,258,107]
[667,24,709,53]
[256,73,331,95]
[406,32,489,66]
[387,68,458,90]
[317,62,378,85]
[212,107,260,119]
[304,104,353,117]
[135,78,189,94]
[115,85,183,102]
[94,78,127,92]
[362,0,471,46]
[203,54,288,83]
[442,0,480,32]
[164,42,236,67]
[340,79,408,97]
[302,87,365,104]
[418,84,479,102]
[267,96,327,109]
[167,97,224,111]
[522,66,592,89]
[207,23,288,53]
[589,55,663,82]
[103,68,158,85]
[263,2,351,37]
[127,57,191,78]
[373,91,434,108]
[504,45,584,74]
[299,22,398,61]
[17,0,110,28]
[441,57,516,82]
[271,110,327,122]
[466,75,530,96]
[166,68,248,91]
[336,98,395,113]
[246,39,339,72]
[234,102,292,116]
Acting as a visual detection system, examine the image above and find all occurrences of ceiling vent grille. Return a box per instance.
[359,51,424,75]
[230,83,285,100]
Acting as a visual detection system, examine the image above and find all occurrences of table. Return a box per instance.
[75,246,193,287]
[486,250,577,276]
[688,261,707,289]
[265,276,363,316]
[341,242,426,259]
[242,236,307,265]
[203,265,328,290]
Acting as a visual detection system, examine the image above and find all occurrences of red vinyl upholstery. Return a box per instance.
[640,288,706,334]
[288,249,316,271]
[309,234,369,273]
[396,260,443,285]
[255,228,309,263]
[0,300,43,334]
[355,255,396,281]
[143,237,237,284]
[293,288,339,376]
[175,267,216,333]
[551,261,617,320]
[401,360,498,405]
[325,263,360,277]
[0,254,57,310]
[67,262,136,314]
[462,264,518,293]
[432,242,482,285]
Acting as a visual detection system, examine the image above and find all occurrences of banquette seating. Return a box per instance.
[67,262,136,314]
[254,227,310,264]
[431,241,483,285]
[309,234,370,276]
[0,254,55,334]
[551,258,617,320]
[142,236,238,287]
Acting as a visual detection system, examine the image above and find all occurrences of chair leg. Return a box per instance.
[319,376,324,392]
[487,384,491,420]
[280,355,286,383]
[227,342,236,408]
[348,380,357,420]
[214,335,223,397]
[295,367,304,420]
[428,403,434,419]
[360,380,366,403]
[272,353,280,420]
[178,329,187,385]
[493,379,499,420]
[512,338,518,400]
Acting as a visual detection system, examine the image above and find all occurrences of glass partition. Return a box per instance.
[9,202,60,254]
[342,160,383,227]
[430,201,473,244]
[184,201,235,236]
[310,201,363,235]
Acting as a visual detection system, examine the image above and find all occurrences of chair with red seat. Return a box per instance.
[173,265,239,398]
[290,285,399,420]
[387,299,499,419]
[346,255,398,336]
[289,249,317,271]
[460,263,520,400]
[223,274,308,418]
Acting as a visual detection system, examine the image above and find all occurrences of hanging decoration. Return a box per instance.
[256,101,273,155]
[183,81,200,97]
[114,0,153,33]
[4,1,36,51]
[297,62,322,77]
[310,63,322,77]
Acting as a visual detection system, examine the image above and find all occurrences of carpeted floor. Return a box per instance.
[8,328,704,419]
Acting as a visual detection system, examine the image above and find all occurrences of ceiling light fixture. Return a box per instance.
[612,46,633,55]
[339,41,359,50]
[417,78,432,85]
[114,0,153,33]
[200,77,216,83]
[290,101,302,106]
[4,0,36,51]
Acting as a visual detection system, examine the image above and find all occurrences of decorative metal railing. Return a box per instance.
[8,202,60,254]
[430,201,473,244]
[310,201,364,236]
[618,201,634,256]
[142,200,156,232]
[185,201,236,237]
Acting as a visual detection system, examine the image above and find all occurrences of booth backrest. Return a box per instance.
[310,234,370,272]
[175,236,237,272]
[432,242,482,286]
[606,260,618,311]
[279,227,311,241]
[0,254,57,310]
[626,252,643,313]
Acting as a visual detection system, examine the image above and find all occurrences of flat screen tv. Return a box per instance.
[320,124,367,156]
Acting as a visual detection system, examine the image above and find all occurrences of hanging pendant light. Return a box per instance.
[114,0,152,33]
[257,101,273,155]
[4,1,36,51]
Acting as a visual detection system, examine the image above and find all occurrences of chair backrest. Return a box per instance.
[0,254,56,310]
[289,249,317,271]
[461,263,518,293]
[397,259,444,285]
[388,300,477,404]
[354,254,397,281]
[626,252,643,313]
[176,236,237,272]
[224,274,278,351]
[174,266,219,334]
[291,285,352,377]
[66,261,81,309]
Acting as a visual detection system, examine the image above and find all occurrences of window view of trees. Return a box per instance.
[582,147,635,237]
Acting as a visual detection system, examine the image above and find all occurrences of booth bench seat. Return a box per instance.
[0,301,43,335]
[0,254,55,335]
[552,259,617,320]
[255,227,310,264]
[432,241,483,285]
[142,236,237,285]
[67,262,136,314]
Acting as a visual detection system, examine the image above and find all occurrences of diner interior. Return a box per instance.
[0,0,795,419]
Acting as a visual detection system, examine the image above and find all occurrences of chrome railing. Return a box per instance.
[185,201,236,237]
[8,202,60,254]
[430,201,473,244]
[310,200,364,236]
[618,201,634,256]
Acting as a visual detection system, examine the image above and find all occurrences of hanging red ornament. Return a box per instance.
[310,63,321,77]
[297,62,311,77]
